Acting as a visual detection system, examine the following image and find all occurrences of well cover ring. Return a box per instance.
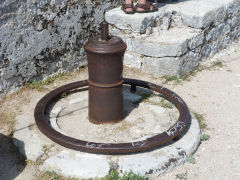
[34,78,191,154]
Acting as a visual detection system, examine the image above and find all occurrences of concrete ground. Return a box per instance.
[0,41,240,179]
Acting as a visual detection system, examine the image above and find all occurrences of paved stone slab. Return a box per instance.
[13,115,45,161]
[117,114,201,178]
[41,151,110,179]
[13,89,201,179]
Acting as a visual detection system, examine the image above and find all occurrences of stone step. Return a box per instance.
[106,0,240,77]
[124,27,203,58]
[106,0,240,34]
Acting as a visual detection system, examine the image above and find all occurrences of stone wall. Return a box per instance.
[106,0,240,77]
[0,0,121,97]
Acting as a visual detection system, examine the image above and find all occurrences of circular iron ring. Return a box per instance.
[34,78,191,154]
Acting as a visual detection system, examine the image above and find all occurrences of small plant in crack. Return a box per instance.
[187,155,195,164]
[192,111,207,131]
[176,172,188,180]
[201,134,210,141]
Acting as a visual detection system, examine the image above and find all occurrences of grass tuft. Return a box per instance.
[121,171,147,180]
[0,111,16,135]
[159,99,174,109]
[102,169,147,180]
[162,75,182,84]
[176,172,188,180]
[103,169,119,180]
[201,134,210,141]
[192,111,207,131]
[26,80,45,91]
[187,155,195,164]
[25,64,88,92]
[162,60,224,84]
[209,60,224,69]
[40,170,77,180]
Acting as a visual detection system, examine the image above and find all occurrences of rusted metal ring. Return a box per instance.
[34,78,191,154]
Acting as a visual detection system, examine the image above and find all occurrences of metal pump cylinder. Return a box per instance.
[84,21,127,124]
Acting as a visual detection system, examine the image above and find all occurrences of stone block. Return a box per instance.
[41,151,110,179]
[124,51,143,69]
[231,26,240,40]
[201,44,212,59]
[188,32,204,50]
[206,22,231,42]
[219,36,231,50]
[180,52,201,74]
[142,56,181,77]
[126,28,200,58]
[105,6,167,34]
[178,0,234,28]
[230,15,240,28]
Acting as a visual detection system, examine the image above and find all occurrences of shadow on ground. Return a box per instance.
[0,133,26,180]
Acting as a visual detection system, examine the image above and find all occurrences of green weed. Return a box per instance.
[41,171,77,180]
[26,80,45,91]
[25,72,70,91]
[192,111,207,131]
[121,171,147,180]
[103,169,119,180]
[162,60,224,84]
[60,92,67,99]
[162,75,182,84]
[176,172,188,180]
[201,134,210,141]
[0,112,16,135]
[187,155,195,164]
[209,60,224,69]
[159,99,174,109]
[103,169,147,180]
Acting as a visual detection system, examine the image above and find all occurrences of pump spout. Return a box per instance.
[100,21,109,41]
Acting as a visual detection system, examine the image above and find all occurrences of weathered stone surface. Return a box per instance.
[180,52,201,74]
[12,85,201,178]
[126,28,200,58]
[142,56,181,77]
[2,0,240,93]
[41,151,110,179]
[124,51,143,69]
[13,115,46,161]
[108,0,240,77]
[174,0,239,28]
[118,114,201,178]
[0,0,120,97]
[106,0,240,32]
[206,22,231,42]
[105,6,167,34]
[15,90,200,179]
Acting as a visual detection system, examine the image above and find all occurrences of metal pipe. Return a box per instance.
[101,21,109,41]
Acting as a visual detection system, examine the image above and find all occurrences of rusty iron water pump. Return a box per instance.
[84,21,126,124]
[34,21,191,154]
